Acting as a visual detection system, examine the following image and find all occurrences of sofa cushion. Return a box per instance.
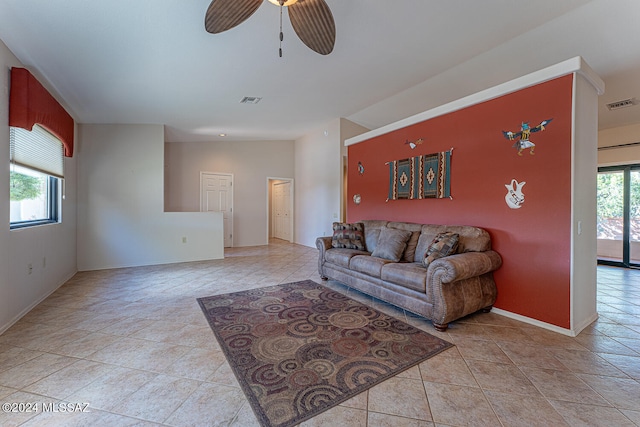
[331,222,366,251]
[325,248,370,268]
[423,232,459,267]
[365,229,381,253]
[350,255,392,278]
[361,220,389,253]
[370,227,412,262]
[388,221,422,262]
[381,262,428,293]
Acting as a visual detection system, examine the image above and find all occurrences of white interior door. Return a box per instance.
[272,181,292,241]
[201,172,233,247]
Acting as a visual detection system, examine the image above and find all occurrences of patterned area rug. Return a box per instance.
[197,280,453,427]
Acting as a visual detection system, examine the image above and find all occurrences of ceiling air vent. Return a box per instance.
[606,98,638,111]
[240,96,262,104]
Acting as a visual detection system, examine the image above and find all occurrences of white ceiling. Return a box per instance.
[0,0,639,142]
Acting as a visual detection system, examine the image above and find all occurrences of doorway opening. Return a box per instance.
[597,165,640,267]
[267,178,294,243]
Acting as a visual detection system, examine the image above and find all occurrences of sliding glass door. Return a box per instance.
[597,165,640,267]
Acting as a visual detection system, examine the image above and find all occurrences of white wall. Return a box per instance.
[1,40,78,333]
[571,72,599,334]
[164,139,294,247]
[598,123,640,166]
[77,124,223,270]
[294,118,369,248]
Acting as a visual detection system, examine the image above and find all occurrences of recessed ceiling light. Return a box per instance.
[219,133,227,137]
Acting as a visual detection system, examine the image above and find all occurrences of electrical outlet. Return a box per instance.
[182,237,187,243]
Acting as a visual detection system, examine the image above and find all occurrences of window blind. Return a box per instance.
[10,125,64,178]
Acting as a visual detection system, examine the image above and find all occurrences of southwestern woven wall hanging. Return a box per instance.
[387,149,452,200]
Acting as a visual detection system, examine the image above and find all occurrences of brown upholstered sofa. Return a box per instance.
[316,220,502,331]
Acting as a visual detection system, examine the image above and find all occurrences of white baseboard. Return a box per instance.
[491,307,597,337]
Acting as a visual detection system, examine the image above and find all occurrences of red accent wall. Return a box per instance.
[347,75,574,328]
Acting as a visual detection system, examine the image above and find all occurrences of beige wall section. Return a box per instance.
[77,124,223,270]
[294,118,369,248]
[1,39,78,333]
[598,123,640,166]
[164,139,294,247]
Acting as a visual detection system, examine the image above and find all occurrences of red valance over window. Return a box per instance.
[9,67,75,157]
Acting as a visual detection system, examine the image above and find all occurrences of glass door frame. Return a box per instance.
[597,164,638,268]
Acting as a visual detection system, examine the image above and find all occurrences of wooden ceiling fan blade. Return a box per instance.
[205,0,263,34]
[288,0,335,55]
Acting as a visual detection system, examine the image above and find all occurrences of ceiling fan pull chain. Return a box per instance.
[279,2,284,57]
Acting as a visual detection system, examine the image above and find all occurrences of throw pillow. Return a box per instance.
[331,222,366,251]
[402,231,421,262]
[423,232,459,267]
[371,227,412,262]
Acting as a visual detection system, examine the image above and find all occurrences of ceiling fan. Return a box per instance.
[204,0,335,56]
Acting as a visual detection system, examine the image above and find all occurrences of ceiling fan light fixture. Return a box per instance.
[267,0,299,6]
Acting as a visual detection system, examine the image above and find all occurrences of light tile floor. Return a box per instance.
[1,240,639,426]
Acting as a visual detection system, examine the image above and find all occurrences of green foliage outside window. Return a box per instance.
[597,172,640,221]
[10,171,42,201]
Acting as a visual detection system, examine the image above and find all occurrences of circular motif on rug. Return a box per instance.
[219,322,251,334]
[261,303,288,314]
[234,352,259,371]
[371,330,396,342]
[304,359,336,379]
[308,312,332,326]
[250,364,287,389]
[371,346,391,360]
[344,305,381,321]
[275,358,300,376]
[282,292,307,303]
[341,328,371,341]
[315,328,339,341]
[255,336,300,361]
[297,341,341,364]
[226,333,255,350]
[301,289,323,300]
[293,384,344,412]
[289,368,320,390]
[265,398,298,426]
[249,296,283,309]
[279,306,314,320]
[326,300,349,309]
[319,290,348,302]
[330,337,369,357]
[286,318,319,338]
[252,322,288,337]
[370,318,392,329]
[391,341,430,359]
[335,360,393,389]
[238,311,273,325]
[311,303,335,314]
[386,318,419,335]
[328,312,369,329]
[243,288,266,297]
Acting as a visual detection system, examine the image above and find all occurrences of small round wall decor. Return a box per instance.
[353,194,361,205]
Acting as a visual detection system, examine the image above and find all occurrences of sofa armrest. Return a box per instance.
[427,250,502,327]
[316,236,332,252]
[316,237,332,277]
[428,251,502,283]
